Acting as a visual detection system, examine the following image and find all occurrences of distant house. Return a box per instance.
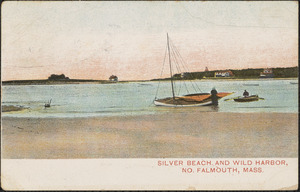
[109,75,118,82]
[260,68,274,78]
[48,74,70,81]
[214,71,234,77]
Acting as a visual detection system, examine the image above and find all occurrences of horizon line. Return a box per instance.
[2,66,298,82]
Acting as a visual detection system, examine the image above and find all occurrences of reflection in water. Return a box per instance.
[152,105,220,114]
[211,105,219,112]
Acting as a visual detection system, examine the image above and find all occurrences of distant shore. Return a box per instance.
[2,77,298,86]
[1,79,149,86]
[200,77,298,81]
[152,77,298,81]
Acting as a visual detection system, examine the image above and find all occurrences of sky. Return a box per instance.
[1,1,298,81]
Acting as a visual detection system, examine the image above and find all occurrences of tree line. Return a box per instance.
[169,66,298,80]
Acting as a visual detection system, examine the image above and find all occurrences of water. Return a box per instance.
[2,79,298,118]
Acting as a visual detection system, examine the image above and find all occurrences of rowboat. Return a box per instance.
[234,95,259,102]
[242,83,259,86]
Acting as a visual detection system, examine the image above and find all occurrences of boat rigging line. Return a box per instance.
[154,43,168,100]
[168,37,203,94]
[167,33,176,100]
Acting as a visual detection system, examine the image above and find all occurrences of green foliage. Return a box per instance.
[48,74,70,80]
[273,67,299,78]
[171,66,298,80]
[231,68,262,78]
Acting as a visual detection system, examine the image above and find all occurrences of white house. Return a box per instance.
[214,71,234,77]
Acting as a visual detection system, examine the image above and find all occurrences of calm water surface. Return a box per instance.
[2,79,298,118]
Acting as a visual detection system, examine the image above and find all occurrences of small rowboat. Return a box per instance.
[234,95,259,102]
[242,83,259,86]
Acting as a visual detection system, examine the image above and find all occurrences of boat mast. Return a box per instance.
[167,33,175,100]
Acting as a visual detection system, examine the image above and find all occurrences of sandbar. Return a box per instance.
[1,112,298,159]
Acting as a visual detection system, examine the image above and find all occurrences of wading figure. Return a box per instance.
[211,88,218,106]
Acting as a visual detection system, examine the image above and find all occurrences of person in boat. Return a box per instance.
[211,88,218,106]
[243,90,249,97]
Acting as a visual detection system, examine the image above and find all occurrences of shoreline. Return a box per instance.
[1,110,298,118]
[2,112,298,159]
[2,77,298,86]
[199,77,298,81]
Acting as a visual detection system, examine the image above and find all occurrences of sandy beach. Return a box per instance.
[1,112,297,159]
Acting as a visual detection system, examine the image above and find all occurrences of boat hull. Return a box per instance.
[234,95,259,102]
[154,100,212,107]
[242,84,259,86]
[154,92,233,107]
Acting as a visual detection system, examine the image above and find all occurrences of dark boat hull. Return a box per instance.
[234,95,259,102]
[154,92,233,107]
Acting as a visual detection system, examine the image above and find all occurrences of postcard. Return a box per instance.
[1,1,298,190]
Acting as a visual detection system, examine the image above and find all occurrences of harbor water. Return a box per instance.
[2,79,298,118]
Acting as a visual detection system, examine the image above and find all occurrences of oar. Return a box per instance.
[259,97,265,100]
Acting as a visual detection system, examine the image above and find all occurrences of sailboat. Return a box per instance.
[154,34,232,107]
